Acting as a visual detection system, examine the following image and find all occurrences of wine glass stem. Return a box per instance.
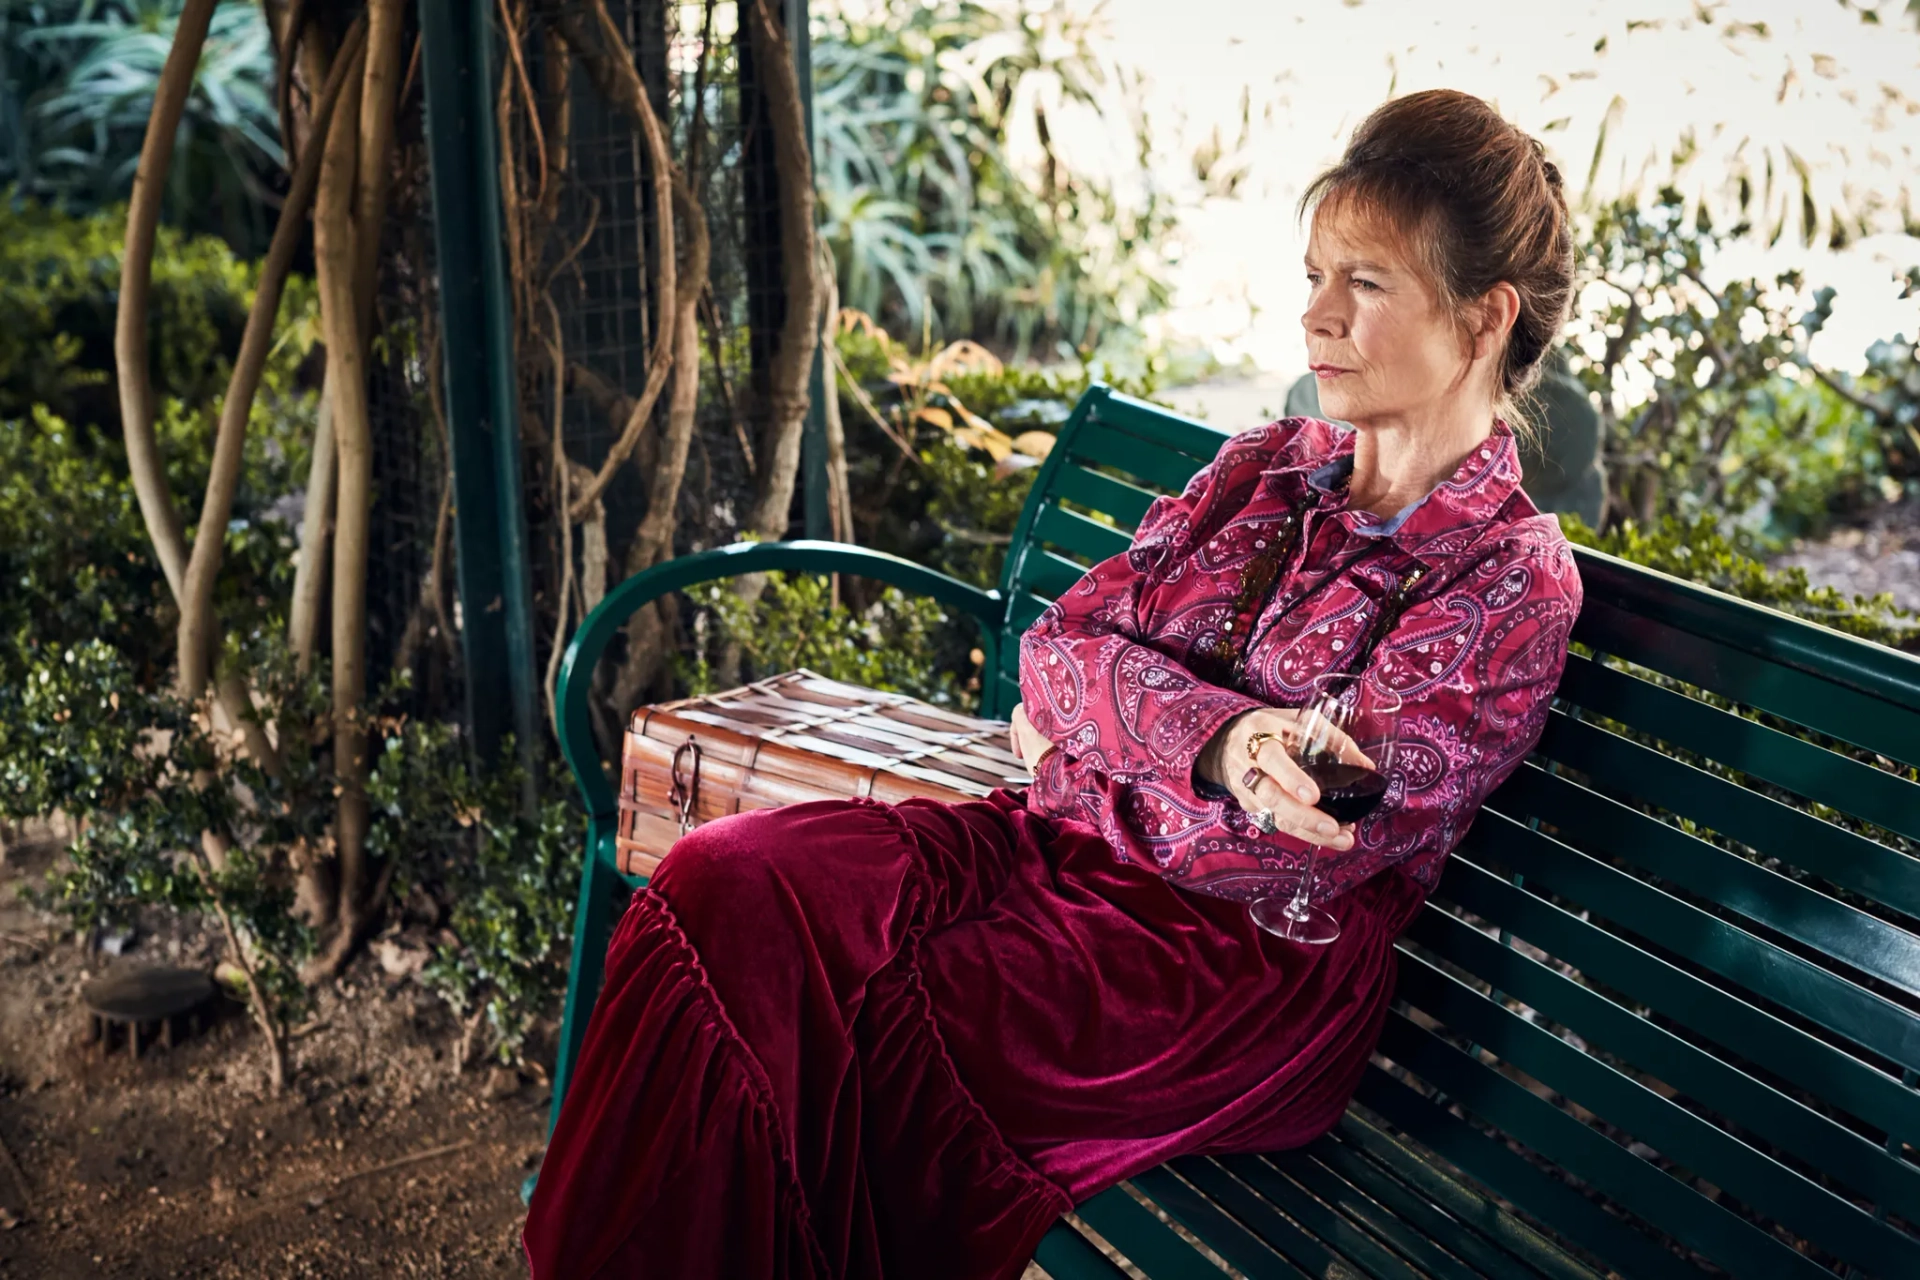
[1286,840,1323,920]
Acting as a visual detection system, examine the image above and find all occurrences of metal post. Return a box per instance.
[468,0,542,789]
[419,0,540,779]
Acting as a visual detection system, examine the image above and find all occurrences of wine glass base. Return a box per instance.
[1250,896,1341,945]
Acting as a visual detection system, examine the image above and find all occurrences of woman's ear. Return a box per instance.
[1472,282,1523,361]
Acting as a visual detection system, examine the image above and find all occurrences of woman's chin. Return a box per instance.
[1316,389,1364,424]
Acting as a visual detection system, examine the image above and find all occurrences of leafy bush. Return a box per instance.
[0,203,316,676]
[680,571,971,708]
[1562,514,1919,652]
[10,638,325,1042]
[369,723,582,1066]
[1565,190,1909,545]
[814,0,1173,360]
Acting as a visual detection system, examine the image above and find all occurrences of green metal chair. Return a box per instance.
[552,384,1920,1277]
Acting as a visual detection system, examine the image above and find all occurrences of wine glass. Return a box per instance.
[1249,672,1401,945]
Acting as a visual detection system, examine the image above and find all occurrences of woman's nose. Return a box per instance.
[1302,290,1345,339]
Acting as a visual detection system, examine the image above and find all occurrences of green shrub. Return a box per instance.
[0,203,316,680]
[679,570,971,708]
[1562,514,1919,651]
[369,723,582,1066]
[15,639,322,1037]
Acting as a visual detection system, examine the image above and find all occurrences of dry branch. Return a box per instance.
[535,0,679,521]
[819,245,852,544]
[612,179,710,714]
[190,845,288,1092]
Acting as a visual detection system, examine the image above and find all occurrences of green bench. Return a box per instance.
[551,384,1920,1278]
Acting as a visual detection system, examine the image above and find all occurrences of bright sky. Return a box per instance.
[1015,0,1920,377]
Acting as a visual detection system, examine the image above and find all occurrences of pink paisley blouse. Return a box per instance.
[1018,415,1582,906]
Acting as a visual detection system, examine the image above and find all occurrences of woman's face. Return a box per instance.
[1300,210,1476,429]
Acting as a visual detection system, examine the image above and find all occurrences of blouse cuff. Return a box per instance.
[1161,686,1265,801]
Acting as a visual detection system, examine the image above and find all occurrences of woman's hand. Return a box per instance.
[1008,703,1055,773]
[1197,708,1365,851]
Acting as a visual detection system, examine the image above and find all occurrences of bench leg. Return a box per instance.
[527,818,626,1205]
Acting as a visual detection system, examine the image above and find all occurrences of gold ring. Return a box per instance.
[1246,730,1287,762]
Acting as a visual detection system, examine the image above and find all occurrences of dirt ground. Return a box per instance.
[1770,495,1920,618]
[0,830,546,1280]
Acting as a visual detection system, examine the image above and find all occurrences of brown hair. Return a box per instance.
[1299,89,1574,425]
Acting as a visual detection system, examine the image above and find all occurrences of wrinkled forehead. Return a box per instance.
[1304,185,1435,279]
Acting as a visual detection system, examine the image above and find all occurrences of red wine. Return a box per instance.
[1300,761,1388,824]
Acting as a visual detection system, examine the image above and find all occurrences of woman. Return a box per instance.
[525,88,1583,1280]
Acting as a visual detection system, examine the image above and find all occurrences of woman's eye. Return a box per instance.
[1306,272,1323,287]
[1352,277,1381,292]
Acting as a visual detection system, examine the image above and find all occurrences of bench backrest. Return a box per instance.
[1006,385,1920,1278]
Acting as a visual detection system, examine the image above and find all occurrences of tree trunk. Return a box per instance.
[353,0,405,321]
[178,22,364,702]
[116,0,216,602]
[740,0,820,544]
[288,388,335,671]
[314,41,373,974]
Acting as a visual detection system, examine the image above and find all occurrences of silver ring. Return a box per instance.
[1250,809,1279,835]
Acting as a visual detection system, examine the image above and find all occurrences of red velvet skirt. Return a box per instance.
[522,792,1423,1279]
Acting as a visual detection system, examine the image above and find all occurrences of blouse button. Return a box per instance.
[1430,661,1443,674]
[1223,621,1233,632]
[1480,448,1492,461]
[1331,639,1345,652]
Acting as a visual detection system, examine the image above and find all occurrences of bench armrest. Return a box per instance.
[558,539,1008,818]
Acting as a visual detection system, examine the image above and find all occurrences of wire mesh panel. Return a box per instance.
[364,7,459,717]
[482,0,799,736]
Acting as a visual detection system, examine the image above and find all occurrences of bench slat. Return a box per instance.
[1354,1069,1700,1280]
[1006,590,1053,636]
[1265,1146,1496,1280]
[1033,502,1133,566]
[1573,597,1920,769]
[1034,1221,1135,1279]
[1315,1123,1592,1280]
[1467,810,1920,1072]
[1220,1153,1431,1280]
[1556,653,1920,845]
[1505,754,1920,996]
[1086,392,1229,460]
[1166,1156,1354,1277]
[1406,906,1920,1223]
[1130,1166,1311,1279]
[1436,854,1920,1145]
[1071,420,1213,493]
[1376,1014,1837,1280]
[1574,549,1920,718]
[1076,1184,1227,1278]
[1014,548,1093,602]
[1531,708,1920,922]
[1049,463,1159,530]
[1395,954,1920,1276]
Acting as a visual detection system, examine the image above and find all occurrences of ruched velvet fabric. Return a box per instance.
[523,790,1429,1279]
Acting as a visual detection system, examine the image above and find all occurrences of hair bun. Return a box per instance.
[1541,158,1564,190]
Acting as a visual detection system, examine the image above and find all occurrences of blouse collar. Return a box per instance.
[1258,417,1525,567]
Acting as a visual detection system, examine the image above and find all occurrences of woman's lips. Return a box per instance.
[1310,364,1353,379]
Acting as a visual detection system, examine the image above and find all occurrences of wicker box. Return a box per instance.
[616,670,1031,878]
